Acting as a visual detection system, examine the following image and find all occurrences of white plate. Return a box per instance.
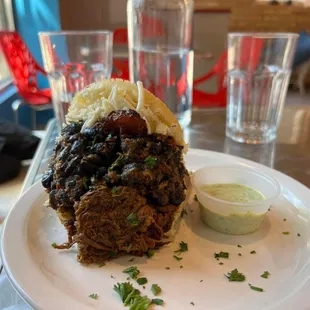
[2,149,310,310]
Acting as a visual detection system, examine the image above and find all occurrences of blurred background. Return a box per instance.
[1,0,310,129]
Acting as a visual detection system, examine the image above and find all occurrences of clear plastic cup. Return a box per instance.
[192,166,281,235]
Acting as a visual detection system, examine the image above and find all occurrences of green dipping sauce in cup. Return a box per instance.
[199,183,266,235]
[201,183,265,203]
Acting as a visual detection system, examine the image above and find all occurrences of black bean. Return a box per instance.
[42,169,54,188]
[71,139,86,154]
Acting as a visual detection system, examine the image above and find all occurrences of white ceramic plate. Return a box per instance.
[2,149,310,310]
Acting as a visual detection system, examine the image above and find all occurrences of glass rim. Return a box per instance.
[228,32,299,39]
[39,30,113,36]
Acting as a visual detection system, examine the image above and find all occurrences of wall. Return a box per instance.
[13,0,61,88]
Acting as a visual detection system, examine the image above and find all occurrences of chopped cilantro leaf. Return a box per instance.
[107,133,113,139]
[181,209,188,217]
[194,195,198,201]
[127,244,133,252]
[261,271,270,279]
[51,242,57,248]
[146,249,155,258]
[114,282,135,302]
[152,298,164,305]
[174,241,188,255]
[249,284,264,292]
[127,213,140,226]
[225,269,245,282]
[98,263,105,267]
[111,187,119,194]
[137,277,148,285]
[89,293,98,300]
[173,255,183,261]
[214,251,229,259]
[250,250,256,254]
[282,231,290,235]
[123,266,140,279]
[144,156,157,169]
[151,284,161,296]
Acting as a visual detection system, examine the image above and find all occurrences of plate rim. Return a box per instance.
[2,148,310,310]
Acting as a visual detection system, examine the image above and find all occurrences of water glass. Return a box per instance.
[39,31,113,128]
[226,33,298,144]
[127,0,194,128]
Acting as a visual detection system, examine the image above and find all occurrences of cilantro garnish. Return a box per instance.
[181,209,188,217]
[151,284,161,296]
[127,244,133,252]
[173,255,183,261]
[127,213,140,226]
[144,156,157,169]
[261,271,270,279]
[174,241,188,255]
[152,298,164,305]
[123,266,140,279]
[113,282,135,302]
[137,277,148,285]
[250,250,256,254]
[51,242,57,248]
[249,284,264,292]
[89,293,98,300]
[225,269,246,282]
[214,252,229,259]
[146,249,155,258]
[282,231,290,235]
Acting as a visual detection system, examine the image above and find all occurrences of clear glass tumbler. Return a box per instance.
[226,33,298,144]
[39,31,113,128]
[127,0,194,128]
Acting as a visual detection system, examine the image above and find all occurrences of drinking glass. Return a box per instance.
[127,0,194,128]
[39,31,113,128]
[226,33,298,144]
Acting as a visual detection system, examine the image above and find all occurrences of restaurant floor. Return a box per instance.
[0,90,309,222]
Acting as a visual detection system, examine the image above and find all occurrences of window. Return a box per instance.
[0,0,14,88]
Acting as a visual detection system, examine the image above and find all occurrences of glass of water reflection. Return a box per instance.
[39,31,113,128]
[226,33,298,144]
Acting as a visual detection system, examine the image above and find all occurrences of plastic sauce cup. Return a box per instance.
[192,166,281,235]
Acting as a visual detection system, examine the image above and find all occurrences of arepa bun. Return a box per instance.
[66,79,185,147]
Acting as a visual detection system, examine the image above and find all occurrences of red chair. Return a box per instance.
[193,51,228,108]
[193,37,264,108]
[0,31,52,129]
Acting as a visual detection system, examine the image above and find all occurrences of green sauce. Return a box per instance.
[201,183,265,203]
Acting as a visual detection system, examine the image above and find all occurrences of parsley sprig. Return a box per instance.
[174,241,188,255]
[224,269,246,282]
[123,266,140,279]
[214,252,229,259]
[127,213,140,226]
